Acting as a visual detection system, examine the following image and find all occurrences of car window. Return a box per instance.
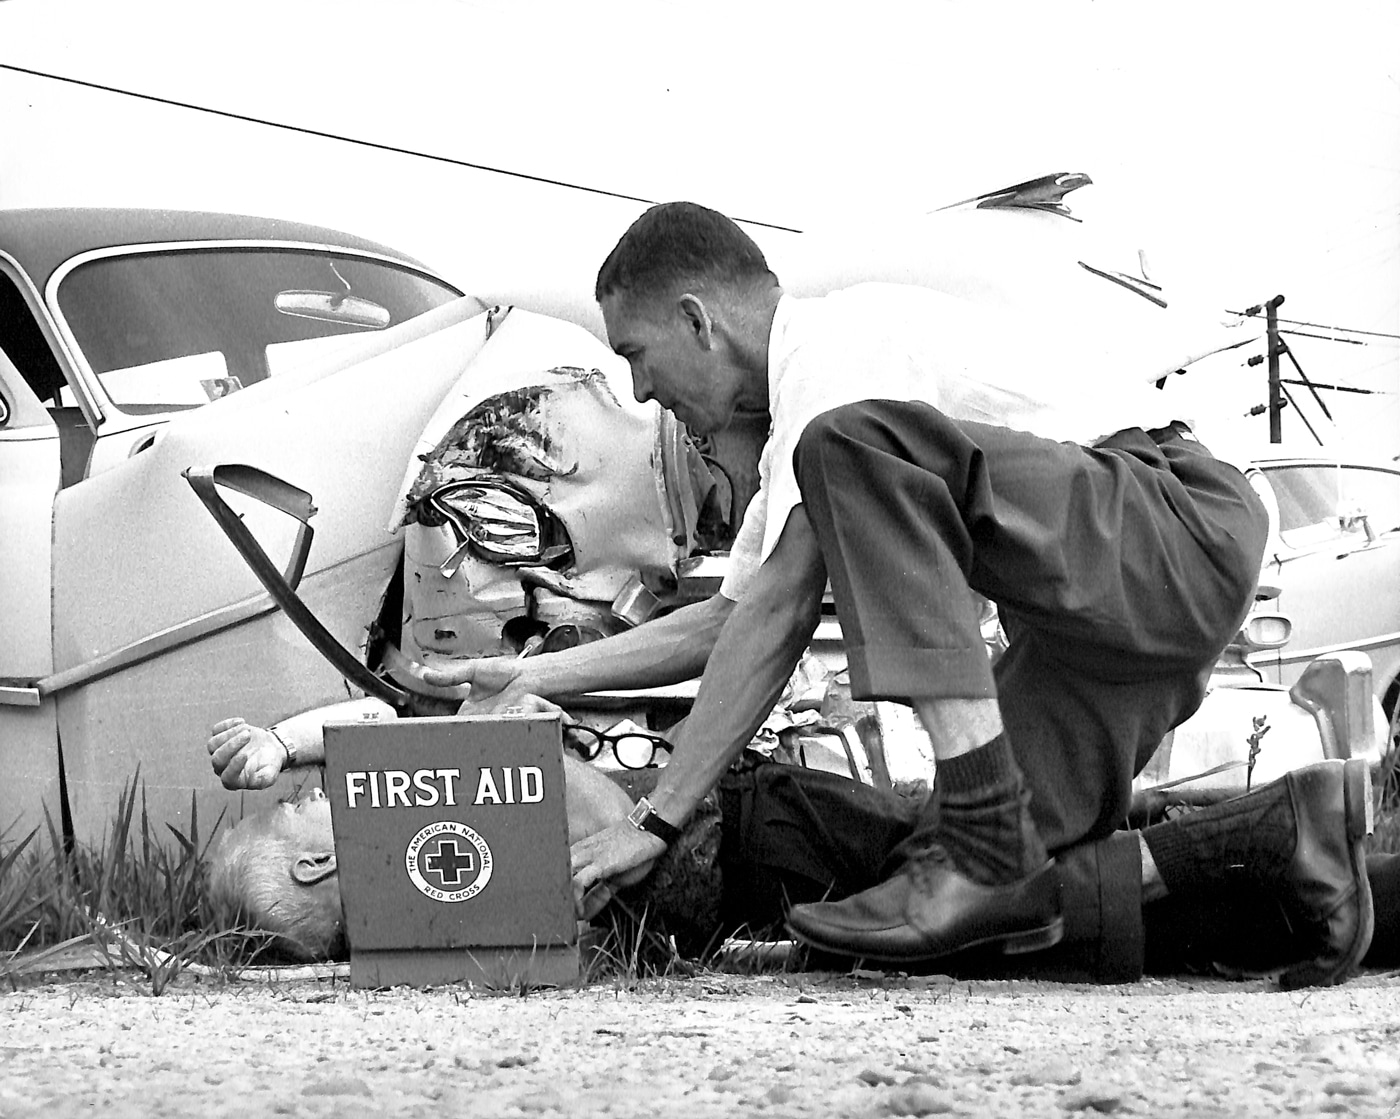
[1263,463,1400,549]
[1337,465,1400,533]
[54,248,462,414]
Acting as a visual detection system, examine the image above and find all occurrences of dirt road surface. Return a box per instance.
[3,969,1399,1117]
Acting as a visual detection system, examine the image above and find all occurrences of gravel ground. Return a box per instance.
[3,969,1399,1118]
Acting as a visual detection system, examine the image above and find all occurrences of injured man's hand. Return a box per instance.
[208,717,291,790]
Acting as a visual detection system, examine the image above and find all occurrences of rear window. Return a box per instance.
[56,248,463,413]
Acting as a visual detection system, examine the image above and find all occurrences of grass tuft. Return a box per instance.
[0,776,278,992]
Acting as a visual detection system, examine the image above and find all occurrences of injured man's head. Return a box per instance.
[206,787,345,961]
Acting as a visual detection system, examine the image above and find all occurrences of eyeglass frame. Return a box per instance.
[563,725,672,770]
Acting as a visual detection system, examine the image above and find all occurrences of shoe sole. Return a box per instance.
[1279,758,1375,991]
[785,914,1065,966]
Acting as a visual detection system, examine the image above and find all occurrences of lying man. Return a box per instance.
[208,712,1392,984]
[207,710,1396,981]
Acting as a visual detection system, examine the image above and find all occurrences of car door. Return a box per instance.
[0,350,64,839]
[45,306,493,845]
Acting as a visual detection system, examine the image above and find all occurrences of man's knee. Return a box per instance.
[794,400,969,487]
[794,403,873,477]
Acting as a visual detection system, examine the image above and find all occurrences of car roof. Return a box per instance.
[0,207,443,289]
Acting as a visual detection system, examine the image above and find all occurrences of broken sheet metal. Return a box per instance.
[387,309,716,662]
[748,654,938,792]
[399,368,685,603]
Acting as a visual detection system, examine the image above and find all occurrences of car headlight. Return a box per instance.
[1238,612,1292,652]
[425,480,572,568]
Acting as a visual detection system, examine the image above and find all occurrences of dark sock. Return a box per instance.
[1141,780,1295,895]
[925,733,1047,885]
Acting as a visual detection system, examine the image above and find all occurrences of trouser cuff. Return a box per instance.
[847,643,996,701]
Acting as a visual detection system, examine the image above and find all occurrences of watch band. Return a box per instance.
[626,796,683,846]
[269,725,298,769]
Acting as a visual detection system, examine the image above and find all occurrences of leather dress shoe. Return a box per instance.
[786,847,1064,964]
[1239,758,1374,989]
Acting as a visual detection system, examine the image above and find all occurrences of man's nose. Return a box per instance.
[631,367,653,404]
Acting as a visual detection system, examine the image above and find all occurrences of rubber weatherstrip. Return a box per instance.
[183,463,410,710]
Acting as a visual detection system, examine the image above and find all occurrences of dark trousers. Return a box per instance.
[789,401,1271,979]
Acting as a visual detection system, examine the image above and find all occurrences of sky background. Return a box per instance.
[2,0,1396,456]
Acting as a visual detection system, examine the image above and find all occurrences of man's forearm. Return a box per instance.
[275,697,397,766]
[646,510,826,825]
[515,594,734,698]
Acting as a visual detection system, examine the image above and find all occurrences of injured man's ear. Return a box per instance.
[205,756,655,962]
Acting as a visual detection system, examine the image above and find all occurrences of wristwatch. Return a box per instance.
[626,796,682,846]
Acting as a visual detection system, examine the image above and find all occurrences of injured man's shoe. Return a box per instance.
[785,846,1064,964]
[1143,757,1375,990]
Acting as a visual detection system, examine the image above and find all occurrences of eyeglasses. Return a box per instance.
[563,726,672,770]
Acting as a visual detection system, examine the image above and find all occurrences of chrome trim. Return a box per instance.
[43,239,462,423]
[35,541,400,697]
[1255,630,1400,668]
[0,250,104,428]
[0,686,42,707]
[36,593,277,697]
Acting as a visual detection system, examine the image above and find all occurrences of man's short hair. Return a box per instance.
[206,822,344,961]
[594,202,775,305]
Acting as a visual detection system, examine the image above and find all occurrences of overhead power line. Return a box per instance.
[1280,329,1368,346]
[0,61,804,234]
[1232,305,1400,341]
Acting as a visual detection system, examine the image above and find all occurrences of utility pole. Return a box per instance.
[1266,294,1285,443]
[1245,294,1287,442]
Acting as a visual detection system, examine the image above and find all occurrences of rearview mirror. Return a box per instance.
[274,290,391,330]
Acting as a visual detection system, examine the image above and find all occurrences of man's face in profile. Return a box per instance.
[242,786,335,851]
[601,292,746,439]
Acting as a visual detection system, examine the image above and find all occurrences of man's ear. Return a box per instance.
[677,293,714,350]
[291,851,338,885]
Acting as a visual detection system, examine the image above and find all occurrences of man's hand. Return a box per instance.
[208,718,287,790]
[423,657,532,714]
[460,692,572,721]
[570,821,664,897]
